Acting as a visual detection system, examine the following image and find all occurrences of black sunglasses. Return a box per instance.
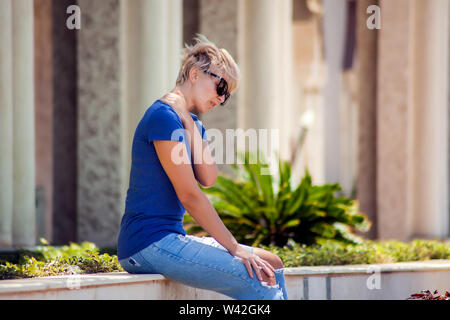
[202,70,231,106]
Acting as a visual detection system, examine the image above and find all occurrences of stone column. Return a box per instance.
[409,0,449,239]
[322,0,347,184]
[279,0,294,163]
[77,0,182,247]
[77,0,123,248]
[52,0,78,245]
[167,0,183,90]
[238,0,293,172]
[139,0,182,113]
[34,0,53,243]
[12,0,36,247]
[122,0,182,187]
[377,0,449,240]
[199,0,240,174]
[0,0,14,248]
[377,0,413,240]
[356,0,378,239]
[183,0,199,45]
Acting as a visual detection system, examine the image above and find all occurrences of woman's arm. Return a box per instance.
[183,117,218,188]
[153,139,274,281]
[160,90,218,187]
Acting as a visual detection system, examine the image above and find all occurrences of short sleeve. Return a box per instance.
[146,107,186,143]
[190,113,208,141]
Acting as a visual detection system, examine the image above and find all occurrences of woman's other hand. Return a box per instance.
[232,246,275,282]
[160,90,190,126]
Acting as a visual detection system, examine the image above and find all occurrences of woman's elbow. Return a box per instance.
[195,165,218,188]
[179,188,204,208]
[199,173,217,188]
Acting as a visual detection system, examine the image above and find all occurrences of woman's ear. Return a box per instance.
[189,67,199,82]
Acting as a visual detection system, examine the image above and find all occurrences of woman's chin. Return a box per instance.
[198,105,210,114]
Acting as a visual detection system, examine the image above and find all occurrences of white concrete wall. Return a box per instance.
[1,260,449,300]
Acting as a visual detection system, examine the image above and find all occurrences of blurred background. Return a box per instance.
[0,0,448,250]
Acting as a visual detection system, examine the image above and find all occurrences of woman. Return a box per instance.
[117,34,288,300]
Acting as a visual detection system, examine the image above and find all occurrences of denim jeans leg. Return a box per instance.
[274,268,288,300]
[120,233,288,300]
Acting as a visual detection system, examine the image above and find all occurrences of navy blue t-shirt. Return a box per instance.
[117,99,208,260]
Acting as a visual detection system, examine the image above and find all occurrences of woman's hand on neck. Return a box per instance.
[160,87,193,127]
[171,84,195,113]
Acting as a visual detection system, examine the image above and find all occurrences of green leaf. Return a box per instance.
[310,222,337,238]
[281,219,301,229]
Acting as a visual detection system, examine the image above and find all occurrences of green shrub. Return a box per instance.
[0,239,123,280]
[262,239,450,267]
[184,151,370,247]
[1,238,448,279]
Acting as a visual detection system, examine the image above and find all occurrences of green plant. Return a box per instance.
[33,238,100,260]
[184,151,370,247]
[262,239,450,267]
[1,238,448,279]
[0,239,123,280]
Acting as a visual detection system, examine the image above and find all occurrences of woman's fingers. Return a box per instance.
[244,257,274,282]
[262,264,275,278]
[234,248,276,282]
[162,92,185,109]
[257,258,275,279]
[241,257,261,280]
[243,260,254,279]
[250,259,263,281]
[261,258,276,273]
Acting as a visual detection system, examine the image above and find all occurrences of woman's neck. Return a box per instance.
[171,84,195,113]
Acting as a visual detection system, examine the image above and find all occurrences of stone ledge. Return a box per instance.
[284,259,450,275]
[0,260,449,299]
[0,273,166,294]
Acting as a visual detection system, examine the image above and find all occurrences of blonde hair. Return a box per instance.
[176,34,240,94]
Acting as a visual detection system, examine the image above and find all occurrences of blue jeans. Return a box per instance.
[119,233,288,300]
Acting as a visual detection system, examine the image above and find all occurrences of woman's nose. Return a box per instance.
[218,95,225,103]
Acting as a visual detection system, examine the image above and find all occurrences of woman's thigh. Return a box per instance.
[119,233,284,300]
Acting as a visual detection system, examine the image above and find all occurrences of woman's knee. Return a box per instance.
[253,248,284,270]
[250,248,283,286]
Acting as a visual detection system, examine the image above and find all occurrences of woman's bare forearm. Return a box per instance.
[182,190,239,255]
[184,118,218,187]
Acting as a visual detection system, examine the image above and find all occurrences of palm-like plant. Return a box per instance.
[184,151,370,247]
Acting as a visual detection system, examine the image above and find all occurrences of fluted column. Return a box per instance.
[199,0,240,175]
[377,0,413,240]
[279,0,294,163]
[122,0,182,184]
[76,0,182,247]
[239,0,293,169]
[77,0,122,248]
[137,0,182,116]
[409,0,449,239]
[322,0,347,185]
[377,0,449,240]
[356,0,378,239]
[12,0,36,247]
[0,0,14,248]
